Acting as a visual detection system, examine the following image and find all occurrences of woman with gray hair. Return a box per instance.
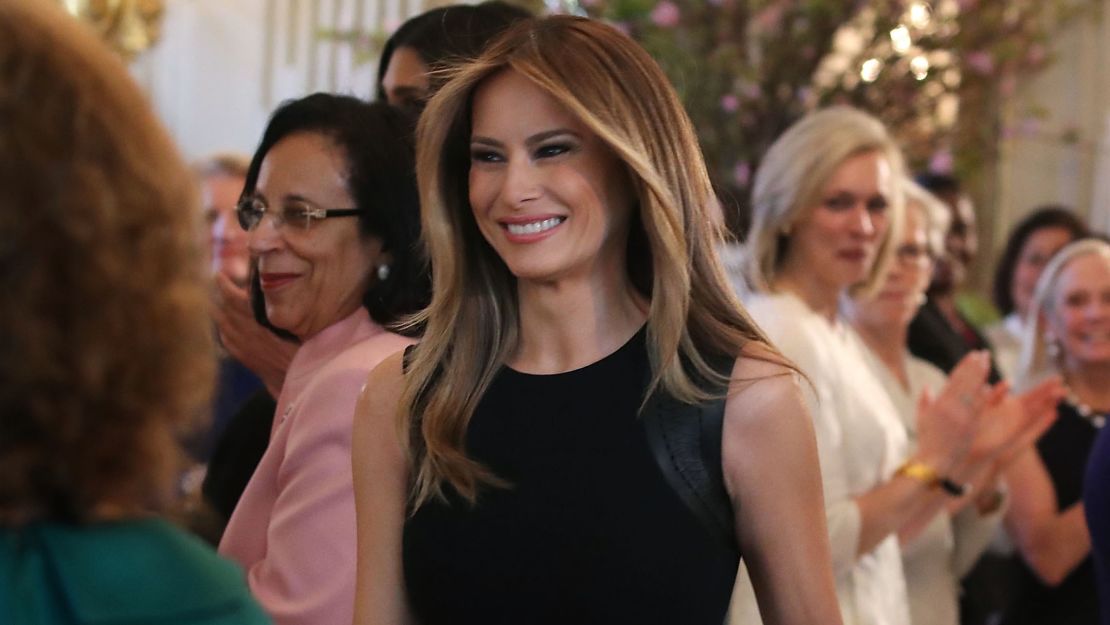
[843,179,1061,625]
[731,106,1010,625]
[1001,238,1110,625]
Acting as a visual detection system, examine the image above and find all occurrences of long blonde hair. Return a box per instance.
[744,106,906,296]
[404,15,789,508]
[1016,238,1110,389]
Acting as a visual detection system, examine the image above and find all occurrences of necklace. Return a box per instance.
[1065,389,1108,429]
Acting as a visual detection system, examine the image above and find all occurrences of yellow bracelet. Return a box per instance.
[895,460,940,488]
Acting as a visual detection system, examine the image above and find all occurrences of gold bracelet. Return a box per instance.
[895,460,940,489]
[895,460,968,497]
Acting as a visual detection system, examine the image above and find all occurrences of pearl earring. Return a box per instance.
[376,263,391,281]
[1045,333,1061,359]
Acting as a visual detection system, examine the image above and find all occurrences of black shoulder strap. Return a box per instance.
[641,357,739,559]
[402,344,416,373]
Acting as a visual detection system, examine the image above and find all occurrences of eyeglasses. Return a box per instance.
[895,243,935,265]
[236,196,362,232]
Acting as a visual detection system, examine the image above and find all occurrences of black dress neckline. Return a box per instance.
[502,324,647,379]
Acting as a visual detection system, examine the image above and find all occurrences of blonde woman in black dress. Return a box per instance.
[352,15,842,625]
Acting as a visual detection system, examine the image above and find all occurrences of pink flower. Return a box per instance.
[1019,117,1041,138]
[739,81,762,100]
[733,161,752,187]
[957,0,979,10]
[650,2,681,28]
[753,3,786,32]
[720,94,740,113]
[1026,44,1047,66]
[964,50,995,75]
[611,21,632,37]
[928,148,954,174]
[998,74,1016,97]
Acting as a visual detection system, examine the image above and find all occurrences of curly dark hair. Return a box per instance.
[243,94,431,339]
[0,1,215,522]
[992,206,1088,315]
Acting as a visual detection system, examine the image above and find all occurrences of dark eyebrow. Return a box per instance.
[524,129,580,146]
[470,128,581,149]
[470,136,503,149]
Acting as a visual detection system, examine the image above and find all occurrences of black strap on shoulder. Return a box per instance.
[641,356,739,560]
[402,344,416,373]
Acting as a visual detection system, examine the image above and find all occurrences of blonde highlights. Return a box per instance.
[744,106,906,296]
[404,16,788,508]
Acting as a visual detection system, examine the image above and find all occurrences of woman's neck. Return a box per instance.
[773,270,842,322]
[852,318,910,390]
[512,271,648,374]
[1064,362,1110,411]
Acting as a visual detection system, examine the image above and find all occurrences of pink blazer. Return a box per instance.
[219,308,413,625]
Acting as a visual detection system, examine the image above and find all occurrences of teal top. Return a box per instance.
[0,517,269,625]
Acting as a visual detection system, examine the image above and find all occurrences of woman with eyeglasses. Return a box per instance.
[729,107,1045,625]
[841,180,1061,625]
[217,94,430,625]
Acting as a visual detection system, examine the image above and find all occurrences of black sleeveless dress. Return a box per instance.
[1001,401,1100,625]
[402,329,740,624]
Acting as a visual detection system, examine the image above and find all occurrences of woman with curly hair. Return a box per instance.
[0,1,266,623]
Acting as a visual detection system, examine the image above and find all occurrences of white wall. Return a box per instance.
[130,0,426,160]
[995,2,1110,241]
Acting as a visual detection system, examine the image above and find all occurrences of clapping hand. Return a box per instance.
[212,271,298,397]
[914,351,993,475]
[962,376,1064,476]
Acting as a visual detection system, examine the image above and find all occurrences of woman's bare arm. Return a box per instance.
[723,347,843,625]
[352,351,415,625]
[1003,446,1090,586]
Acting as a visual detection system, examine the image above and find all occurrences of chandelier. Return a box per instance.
[60,0,165,59]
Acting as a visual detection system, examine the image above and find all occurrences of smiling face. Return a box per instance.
[248,132,383,340]
[781,149,893,294]
[1013,226,1075,318]
[467,69,634,285]
[203,171,249,285]
[849,201,932,329]
[1044,252,1110,371]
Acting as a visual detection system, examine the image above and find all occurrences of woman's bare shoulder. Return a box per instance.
[723,341,808,428]
[356,350,407,427]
